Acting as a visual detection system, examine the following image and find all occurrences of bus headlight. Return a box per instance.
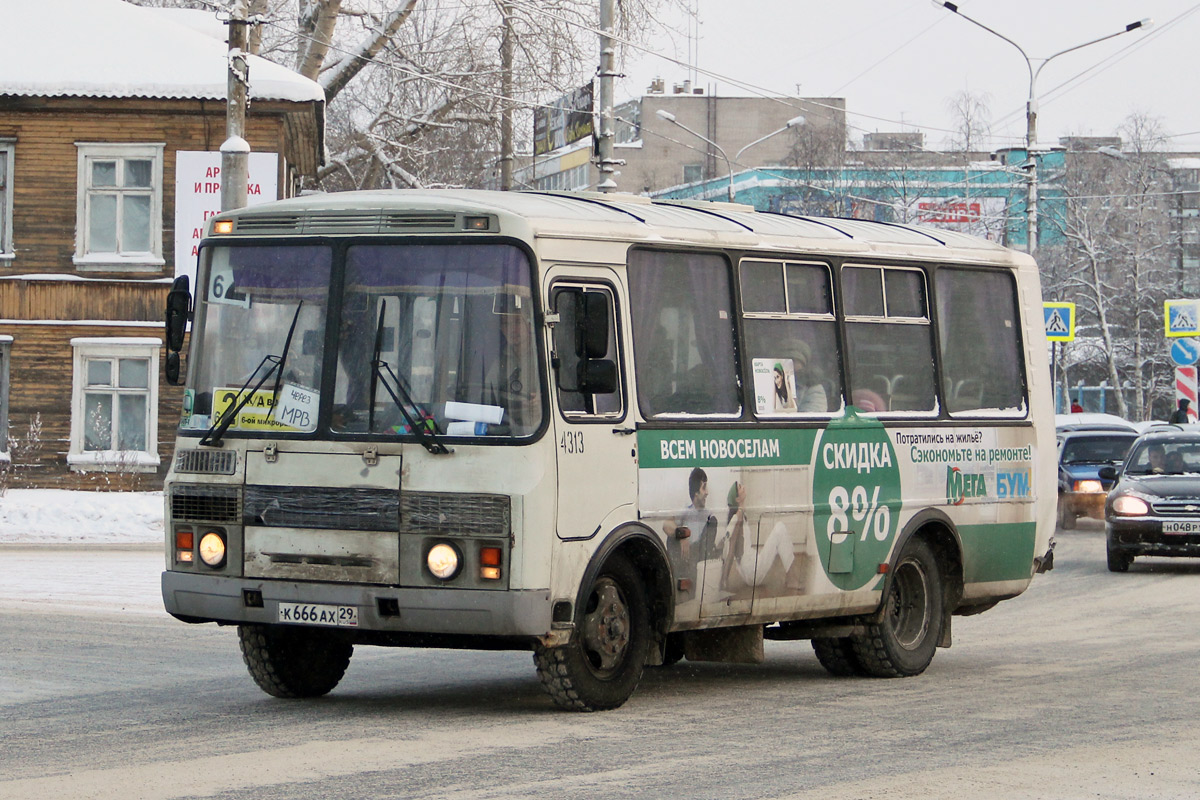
[198,531,227,567]
[426,542,462,580]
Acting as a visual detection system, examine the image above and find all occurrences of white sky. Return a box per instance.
[618,0,1200,152]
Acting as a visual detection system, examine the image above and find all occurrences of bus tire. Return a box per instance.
[850,537,943,678]
[533,554,650,711]
[238,623,353,698]
[812,637,865,677]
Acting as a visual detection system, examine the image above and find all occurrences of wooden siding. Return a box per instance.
[0,279,167,322]
[0,96,307,280]
[0,321,184,490]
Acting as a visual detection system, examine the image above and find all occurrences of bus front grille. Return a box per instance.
[175,449,237,475]
[170,484,241,523]
[400,492,510,537]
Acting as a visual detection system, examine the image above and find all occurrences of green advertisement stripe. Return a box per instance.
[638,429,817,468]
[958,522,1037,584]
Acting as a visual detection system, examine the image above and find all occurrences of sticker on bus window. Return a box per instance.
[213,385,318,433]
[753,358,798,414]
[208,263,251,308]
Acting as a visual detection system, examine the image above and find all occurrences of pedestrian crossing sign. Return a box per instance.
[1043,302,1075,342]
[1165,299,1200,338]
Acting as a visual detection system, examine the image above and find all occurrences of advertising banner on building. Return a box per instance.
[533,83,594,156]
[173,151,279,284]
[908,196,1007,242]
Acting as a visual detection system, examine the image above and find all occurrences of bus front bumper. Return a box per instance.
[162,570,553,639]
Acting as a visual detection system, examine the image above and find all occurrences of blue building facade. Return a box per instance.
[651,149,1067,251]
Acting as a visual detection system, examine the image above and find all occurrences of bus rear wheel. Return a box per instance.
[534,554,650,711]
[850,537,943,678]
[812,637,865,676]
[238,624,353,698]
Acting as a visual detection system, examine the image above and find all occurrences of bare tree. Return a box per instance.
[1044,114,1176,420]
[944,90,992,154]
[136,0,686,190]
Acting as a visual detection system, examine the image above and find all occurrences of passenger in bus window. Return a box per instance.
[790,340,828,413]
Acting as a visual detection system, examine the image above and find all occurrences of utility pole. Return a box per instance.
[221,0,251,212]
[499,1,513,190]
[596,0,618,192]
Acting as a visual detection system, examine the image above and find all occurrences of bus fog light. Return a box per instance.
[177,550,194,563]
[198,531,226,567]
[427,543,461,580]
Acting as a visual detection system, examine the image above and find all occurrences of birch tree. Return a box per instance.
[1043,114,1176,419]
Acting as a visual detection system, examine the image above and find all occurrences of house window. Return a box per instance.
[682,163,704,184]
[74,143,165,271]
[68,338,161,472]
[0,139,13,258]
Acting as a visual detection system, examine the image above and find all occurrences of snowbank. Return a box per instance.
[0,490,163,545]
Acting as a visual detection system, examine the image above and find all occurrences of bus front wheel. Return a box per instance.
[850,537,943,678]
[238,623,353,698]
[534,554,650,711]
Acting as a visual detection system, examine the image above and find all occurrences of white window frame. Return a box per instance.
[74,142,165,272]
[0,335,11,463]
[0,139,13,260]
[67,338,162,472]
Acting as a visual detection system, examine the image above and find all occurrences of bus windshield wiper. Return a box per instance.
[200,303,303,447]
[369,302,451,455]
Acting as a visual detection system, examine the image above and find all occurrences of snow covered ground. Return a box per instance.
[0,489,163,545]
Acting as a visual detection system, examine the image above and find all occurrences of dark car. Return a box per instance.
[1102,428,1200,572]
[1056,428,1138,529]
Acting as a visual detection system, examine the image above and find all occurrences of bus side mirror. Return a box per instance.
[165,275,191,386]
[165,351,182,385]
[166,275,191,351]
[575,292,610,359]
[577,358,617,395]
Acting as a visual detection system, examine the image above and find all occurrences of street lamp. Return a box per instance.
[656,109,805,202]
[932,1,1152,255]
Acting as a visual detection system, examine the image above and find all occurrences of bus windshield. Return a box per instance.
[183,241,541,440]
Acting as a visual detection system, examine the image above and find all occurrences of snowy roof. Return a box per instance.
[1,0,324,104]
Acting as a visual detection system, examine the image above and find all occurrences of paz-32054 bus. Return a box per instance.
[161,189,1055,711]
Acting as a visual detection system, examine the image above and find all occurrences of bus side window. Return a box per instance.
[936,267,1026,415]
[629,250,740,418]
[741,259,844,416]
[843,265,936,414]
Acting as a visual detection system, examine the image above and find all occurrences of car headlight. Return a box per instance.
[198,531,226,567]
[426,542,462,580]
[1112,495,1150,516]
[1074,479,1104,493]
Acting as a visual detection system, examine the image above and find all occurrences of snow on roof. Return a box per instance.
[1,0,324,104]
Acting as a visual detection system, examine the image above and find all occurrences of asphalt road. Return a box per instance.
[2,522,1199,800]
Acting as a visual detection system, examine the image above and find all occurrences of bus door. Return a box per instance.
[546,274,637,540]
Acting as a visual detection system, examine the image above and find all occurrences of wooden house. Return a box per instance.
[0,0,324,488]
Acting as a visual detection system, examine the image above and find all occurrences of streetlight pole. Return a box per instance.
[656,110,805,203]
[932,2,1151,255]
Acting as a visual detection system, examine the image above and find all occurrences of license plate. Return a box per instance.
[277,602,359,627]
[1162,520,1200,534]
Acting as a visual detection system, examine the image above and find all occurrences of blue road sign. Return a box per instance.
[1043,303,1075,342]
[1172,338,1200,366]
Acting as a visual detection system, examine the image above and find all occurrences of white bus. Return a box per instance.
[161,189,1055,711]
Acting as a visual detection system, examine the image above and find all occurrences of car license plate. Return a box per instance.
[277,602,358,627]
[1162,520,1200,534]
